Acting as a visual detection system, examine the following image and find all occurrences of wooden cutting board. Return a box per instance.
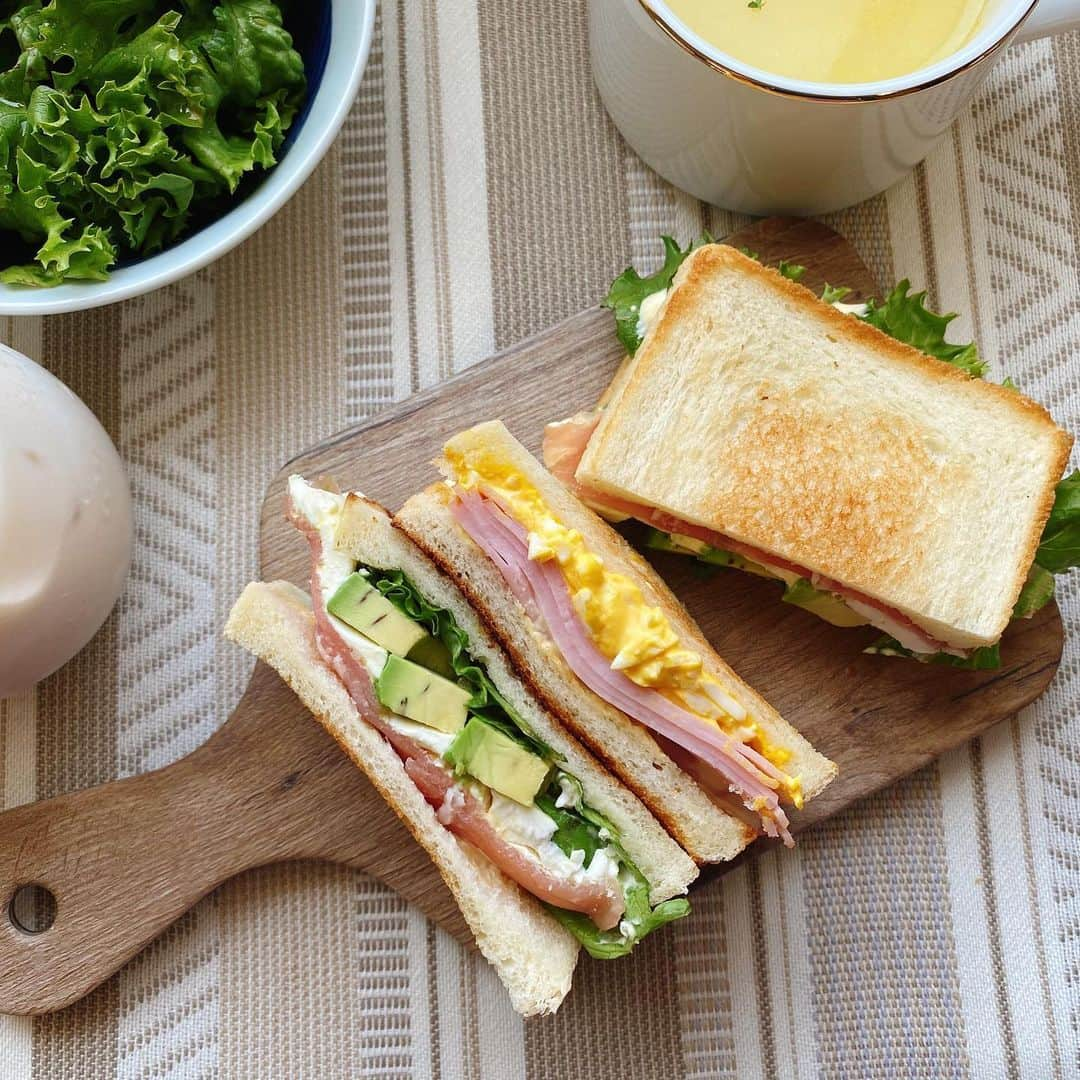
[0,218,1063,1016]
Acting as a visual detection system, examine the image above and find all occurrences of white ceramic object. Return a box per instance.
[0,0,375,316]
[590,0,1080,214]
[0,345,133,697]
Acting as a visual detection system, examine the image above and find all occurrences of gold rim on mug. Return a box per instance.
[635,0,1042,103]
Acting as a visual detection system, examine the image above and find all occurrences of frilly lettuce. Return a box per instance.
[603,233,712,354]
[776,258,806,281]
[539,775,689,958]
[1012,563,1057,618]
[821,283,852,304]
[862,281,986,377]
[0,0,305,286]
[1035,470,1080,574]
[603,237,812,355]
[546,869,690,960]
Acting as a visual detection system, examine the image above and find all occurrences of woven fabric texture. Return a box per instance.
[2,4,1079,1077]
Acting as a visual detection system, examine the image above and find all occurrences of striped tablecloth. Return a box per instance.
[2,4,1079,1077]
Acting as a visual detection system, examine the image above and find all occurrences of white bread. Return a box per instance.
[395,420,837,864]
[225,580,579,1017]
[335,492,698,903]
[577,244,1073,649]
[395,486,749,863]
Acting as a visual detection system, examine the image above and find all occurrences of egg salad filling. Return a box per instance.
[289,477,688,957]
[444,450,803,809]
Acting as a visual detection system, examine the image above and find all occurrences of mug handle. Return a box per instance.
[1014,0,1080,41]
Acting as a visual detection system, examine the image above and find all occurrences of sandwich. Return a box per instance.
[394,421,837,866]
[225,475,699,1017]
[544,239,1078,668]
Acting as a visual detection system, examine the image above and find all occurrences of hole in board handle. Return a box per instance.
[8,884,57,935]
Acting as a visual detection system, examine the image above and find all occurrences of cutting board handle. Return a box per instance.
[0,664,398,1016]
[0,737,231,1014]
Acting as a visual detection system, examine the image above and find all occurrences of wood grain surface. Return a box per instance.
[0,217,1063,1016]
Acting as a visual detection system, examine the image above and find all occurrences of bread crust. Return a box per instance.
[579,244,1074,647]
[225,580,579,1016]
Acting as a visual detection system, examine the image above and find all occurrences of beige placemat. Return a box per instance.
[2,3,1079,1077]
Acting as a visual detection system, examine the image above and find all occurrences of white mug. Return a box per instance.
[590,0,1080,214]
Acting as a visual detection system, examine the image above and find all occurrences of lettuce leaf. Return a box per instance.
[861,281,986,377]
[777,258,805,281]
[0,0,305,286]
[1035,470,1080,574]
[546,874,690,960]
[603,233,712,355]
[1012,563,1056,618]
[821,283,852,304]
[863,637,1001,670]
[365,566,558,762]
[535,777,610,870]
[541,772,689,957]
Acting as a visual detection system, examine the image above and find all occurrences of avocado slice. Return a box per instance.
[446,717,551,805]
[643,528,686,554]
[645,529,777,578]
[781,578,868,627]
[328,573,428,655]
[375,654,471,734]
[404,634,456,680]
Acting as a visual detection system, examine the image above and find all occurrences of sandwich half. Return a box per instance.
[395,421,837,865]
[550,243,1073,661]
[226,476,698,1017]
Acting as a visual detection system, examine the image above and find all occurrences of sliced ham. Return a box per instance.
[450,490,794,845]
[287,495,625,930]
[289,501,414,754]
[543,414,606,512]
[403,752,625,931]
[654,734,765,835]
[540,426,963,657]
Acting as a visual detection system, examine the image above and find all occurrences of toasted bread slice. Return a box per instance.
[334,492,698,903]
[577,244,1072,649]
[395,420,837,864]
[225,580,578,1017]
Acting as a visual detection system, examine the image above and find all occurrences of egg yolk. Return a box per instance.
[446,448,800,802]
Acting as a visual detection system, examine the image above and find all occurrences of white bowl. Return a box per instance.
[0,0,375,316]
